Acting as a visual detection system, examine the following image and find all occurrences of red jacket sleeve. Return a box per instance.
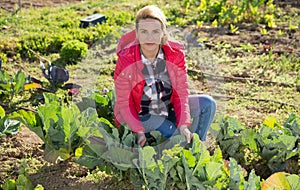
[166,49,191,128]
[114,53,145,133]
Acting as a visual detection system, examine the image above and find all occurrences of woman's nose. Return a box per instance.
[146,33,154,40]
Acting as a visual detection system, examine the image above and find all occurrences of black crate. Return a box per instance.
[80,14,106,28]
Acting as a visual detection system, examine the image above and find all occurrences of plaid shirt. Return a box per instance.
[139,48,172,117]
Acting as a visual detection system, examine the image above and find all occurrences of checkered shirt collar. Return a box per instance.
[141,48,164,66]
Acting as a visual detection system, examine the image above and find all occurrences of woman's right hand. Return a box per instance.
[137,132,146,147]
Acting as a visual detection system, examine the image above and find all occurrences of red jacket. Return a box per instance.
[114,30,191,133]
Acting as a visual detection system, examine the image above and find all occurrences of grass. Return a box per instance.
[2,0,298,126]
[0,0,299,142]
[0,0,300,188]
[185,40,299,126]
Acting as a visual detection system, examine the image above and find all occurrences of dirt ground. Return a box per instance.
[0,2,136,189]
[0,127,131,190]
[0,0,300,189]
[0,0,82,10]
[0,2,95,190]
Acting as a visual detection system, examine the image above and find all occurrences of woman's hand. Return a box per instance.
[137,132,146,147]
[179,125,193,144]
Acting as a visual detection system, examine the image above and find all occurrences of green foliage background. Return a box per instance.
[0,0,299,189]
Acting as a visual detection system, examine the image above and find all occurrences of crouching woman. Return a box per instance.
[114,5,216,147]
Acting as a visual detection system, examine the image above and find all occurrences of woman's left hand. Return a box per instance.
[137,132,147,147]
[179,125,193,143]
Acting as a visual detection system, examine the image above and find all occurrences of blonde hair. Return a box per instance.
[135,5,168,44]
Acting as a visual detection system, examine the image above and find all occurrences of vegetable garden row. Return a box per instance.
[1,0,299,189]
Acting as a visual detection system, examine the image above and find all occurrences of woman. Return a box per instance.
[114,5,216,147]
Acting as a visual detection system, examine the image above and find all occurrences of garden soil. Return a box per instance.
[0,0,299,189]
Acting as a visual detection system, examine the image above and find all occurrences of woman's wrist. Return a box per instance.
[179,125,193,143]
[137,131,146,147]
[179,125,188,133]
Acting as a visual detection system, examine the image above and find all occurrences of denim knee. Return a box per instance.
[199,95,216,114]
[189,94,216,114]
[189,94,216,140]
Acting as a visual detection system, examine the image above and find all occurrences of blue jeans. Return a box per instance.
[139,94,216,141]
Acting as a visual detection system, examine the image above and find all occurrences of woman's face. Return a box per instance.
[136,18,164,55]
